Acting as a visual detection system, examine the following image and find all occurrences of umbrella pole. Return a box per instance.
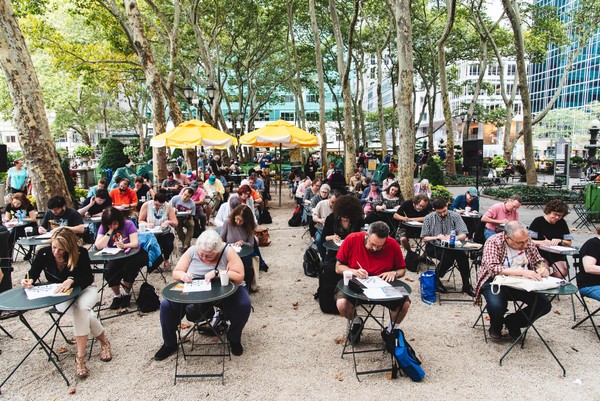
[279,144,282,207]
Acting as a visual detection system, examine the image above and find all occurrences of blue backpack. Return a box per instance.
[420,270,436,304]
[394,329,425,382]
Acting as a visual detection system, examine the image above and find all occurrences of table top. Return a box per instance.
[402,220,423,228]
[432,239,483,252]
[0,286,81,311]
[538,283,578,296]
[17,235,51,247]
[4,220,32,230]
[538,245,579,255]
[162,280,238,304]
[139,226,170,237]
[176,211,192,218]
[89,247,140,263]
[324,240,341,251]
[337,279,411,303]
[232,244,253,258]
[460,212,482,219]
[83,216,102,225]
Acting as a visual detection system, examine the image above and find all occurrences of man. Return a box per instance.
[349,170,366,193]
[187,180,207,232]
[197,153,208,177]
[450,187,479,213]
[328,168,346,193]
[481,195,522,239]
[335,221,410,344]
[133,176,155,211]
[259,150,272,171]
[421,198,474,296]
[474,221,551,341]
[249,172,265,200]
[109,177,138,209]
[78,188,112,217]
[209,154,222,175]
[313,190,339,258]
[170,188,196,252]
[5,160,28,194]
[161,171,182,200]
[205,174,226,215]
[393,194,432,253]
[40,196,84,234]
[173,167,189,186]
[86,177,108,199]
[308,184,330,238]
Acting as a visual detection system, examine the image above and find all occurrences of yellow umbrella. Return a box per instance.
[150,119,238,149]
[240,120,319,206]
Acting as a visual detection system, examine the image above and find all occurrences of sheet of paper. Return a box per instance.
[231,245,242,253]
[25,284,73,300]
[182,279,212,292]
[405,221,423,227]
[363,286,408,300]
[333,239,344,247]
[541,245,577,253]
[356,276,392,288]
[96,247,122,255]
[36,232,54,239]
[463,242,482,249]
[150,226,166,233]
[543,276,566,286]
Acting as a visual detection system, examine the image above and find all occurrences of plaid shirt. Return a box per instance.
[420,210,468,238]
[474,232,548,305]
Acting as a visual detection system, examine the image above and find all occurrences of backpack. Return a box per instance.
[315,258,341,314]
[303,245,320,277]
[394,329,425,382]
[420,270,436,305]
[258,207,273,224]
[288,205,302,227]
[404,250,419,273]
[136,282,160,313]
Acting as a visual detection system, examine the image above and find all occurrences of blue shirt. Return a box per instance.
[449,194,479,212]
[8,166,28,190]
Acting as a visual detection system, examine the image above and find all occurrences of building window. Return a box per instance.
[6,136,16,143]
[255,112,271,121]
[370,66,376,79]
[280,112,295,121]
[306,94,318,103]
[283,94,294,103]
[469,64,479,76]
[488,64,499,76]
[507,64,516,76]
[306,111,319,121]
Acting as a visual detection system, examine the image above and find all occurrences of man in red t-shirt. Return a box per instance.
[335,221,410,344]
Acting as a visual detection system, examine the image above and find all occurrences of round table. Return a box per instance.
[162,280,238,304]
[89,246,140,264]
[324,240,341,252]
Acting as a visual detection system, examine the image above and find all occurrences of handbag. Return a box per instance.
[491,275,563,293]
[420,270,436,304]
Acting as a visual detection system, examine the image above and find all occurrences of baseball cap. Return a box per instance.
[467,187,478,197]
[208,175,216,184]
[190,180,199,189]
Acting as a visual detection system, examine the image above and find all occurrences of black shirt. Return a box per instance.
[27,246,94,289]
[80,197,112,216]
[398,200,432,219]
[41,208,84,230]
[577,237,600,289]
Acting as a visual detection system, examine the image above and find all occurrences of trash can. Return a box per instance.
[585,183,600,211]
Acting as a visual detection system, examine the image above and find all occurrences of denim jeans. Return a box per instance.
[484,228,497,240]
[480,281,552,334]
[580,285,600,302]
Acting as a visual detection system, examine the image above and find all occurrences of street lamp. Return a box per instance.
[206,83,215,102]
[238,112,245,135]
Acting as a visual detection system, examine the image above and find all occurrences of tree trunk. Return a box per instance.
[389,0,415,199]
[309,0,328,172]
[0,0,71,208]
[376,45,387,152]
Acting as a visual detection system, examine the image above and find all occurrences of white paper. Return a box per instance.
[231,245,242,253]
[24,284,72,300]
[333,239,344,247]
[363,286,408,300]
[356,276,392,288]
[96,247,122,255]
[182,279,212,292]
[150,226,166,233]
[540,245,577,253]
[404,221,423,227]
[36,232,54,239]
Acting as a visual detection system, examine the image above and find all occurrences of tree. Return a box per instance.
[0,0,71,207]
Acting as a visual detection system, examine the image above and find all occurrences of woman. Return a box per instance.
[95,207,149,310]
[22,228,112,378]
[139,191,178,270]
[154,230,251,360]
[4,192,37,259]
[360,180,382,215]
[220,205,257,287]
[528,200,573,278]
[413,179,432,198]
[237,184,256,217]
[322,195,363,260]
[326,162,336,179]
[577,228,600,304]
[363,182,403,231]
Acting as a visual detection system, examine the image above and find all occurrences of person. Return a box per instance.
[109,176,122,190]
[449,187,480,212]
[249,172,266,202]
[259,150,272,171]
[363,182,403,230]
[335,222,410,344]
[3,192,36,222]
[186,180,207,231]
[421,198,474,296]
[481,195,522,239]
[474,221,552,341]
[361,180,382,215]
[40,196,85,235]
[78,188,112,218]
[294,174,312,205]
[393,194,432,253]
[209,154,223,175]
[133,176,155,211]
[173,167,190,186]
[154,230,251,360]
[139,192,178,270]
[304,155,318,180]
[197,153,208,176]
[303,180,321,223]
[382,173,396,192]
[215,195,243,228]
[5,160,28,194]
[205,174,225,215]
[328,168,346,193]
[109,177,138,209]
[170,188,196,252]
[322,195,363,261]
[86,178,108,199]
[95,207,149,309]
[413,179,432,198]
[161,171,182,200]
[326,162,336,179]
[577,227,600,303]
[348,170,366,193]
[220,205,257,286]
[528,200,573,279]
[307,184,330,238]
[313,190,339,258]
[22,228,112,377]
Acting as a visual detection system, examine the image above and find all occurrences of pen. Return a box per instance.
[505,256,510,268]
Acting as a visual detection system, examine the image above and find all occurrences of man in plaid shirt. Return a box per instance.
[421,198,474,296]
[474,221,552,341]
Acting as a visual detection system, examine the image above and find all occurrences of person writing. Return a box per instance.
[335,221,410,345]
[22,228,112,377]
[449,187,479,213]
[109,177,138,210]
[139,192,178,271]
[39,196,85,235]
[474,221,551,341]
[154,230,251,360]
[481,195,522,240]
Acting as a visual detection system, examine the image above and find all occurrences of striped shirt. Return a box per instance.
[420,210,468,238]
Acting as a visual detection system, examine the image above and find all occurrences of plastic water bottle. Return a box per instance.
[17,210,23,223]
[449,228,456,248]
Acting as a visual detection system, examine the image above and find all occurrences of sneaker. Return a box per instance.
[120,294,131,308]
[462,285,476,298]
[154,344,177,361]
[435,278,448,294]
[230,342,244,356]
[505,323,522,341]
[348,317,364,345]
[488,328,506,341]
[109,296,122,310]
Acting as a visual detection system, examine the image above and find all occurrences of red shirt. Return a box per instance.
[336,232,405,276]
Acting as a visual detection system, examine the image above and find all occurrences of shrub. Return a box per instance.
[98,139,129,170]
[420,157,444,186]
[431,185,453,203]
[483,185,575,203]
[490,155,507,168]
[444,174,476,186]
[74,145,94,157]
[123,145,138,157]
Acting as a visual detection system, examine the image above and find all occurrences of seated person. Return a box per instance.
[249,172,266,200]
[109,177,138,210]
[322,195,363,261]
[205,174,226,215]
[40,195,84,235]
[215,195,242,228]
[237,184,259,221]
[474,221,552,341]
[154,230,251,360]
[382,173,396,192]
[78,188,112,218]
[22,228,112,377]
[361,180,382,215]
[308,184,330,239]
[173,167,190,187]
[170,188,196,252]
[133,176,155,211]
[95,207,149,310]
[220,205,257,288]
[421,198,473,296]
[449,187,479,213]
[139,192,178,270]
[335,222,410,344]
[86,178,108,199]
[578,228,600,303]
[481,195,522,239]
[393,194,431,253]
[528,200,573,279]
[187,180,207,231]
[161,171,182,200]
[4,192,37,259]
[413,179,432,198]
[348,170,366,193]
[313,191,339,259]
[363,182,403,230]
[303,180,321,223]
[294,174,311,205]
[328,168,346,193]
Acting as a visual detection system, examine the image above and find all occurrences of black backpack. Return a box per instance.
[288,205,302,227]
[315,259,342,314]
[136,282,160,312]
[404,250,419,273]
[303,246,320,277]
[259,207,273,224]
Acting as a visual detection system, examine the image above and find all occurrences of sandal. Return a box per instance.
[99,340,112,362]
[76,355,89,378]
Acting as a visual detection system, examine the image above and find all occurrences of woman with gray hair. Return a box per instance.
[154,230,252,360]
[214,194,243,228]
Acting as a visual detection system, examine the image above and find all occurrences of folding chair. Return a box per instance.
[571,255,600,340]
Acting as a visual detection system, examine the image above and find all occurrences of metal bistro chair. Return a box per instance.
[571,255,600,341]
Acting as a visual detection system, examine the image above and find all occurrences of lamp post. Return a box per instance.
[587,119,600,162]
[183,85,194,119]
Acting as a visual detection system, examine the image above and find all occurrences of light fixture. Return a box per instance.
[183,85,194,104]
[206,83,216,102]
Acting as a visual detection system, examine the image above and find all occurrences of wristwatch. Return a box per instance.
[214,268,219,277]
[394,271,399,279]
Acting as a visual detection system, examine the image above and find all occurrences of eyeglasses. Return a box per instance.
[506,236,528,246]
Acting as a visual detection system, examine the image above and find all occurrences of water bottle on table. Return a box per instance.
[449,228,456,248]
